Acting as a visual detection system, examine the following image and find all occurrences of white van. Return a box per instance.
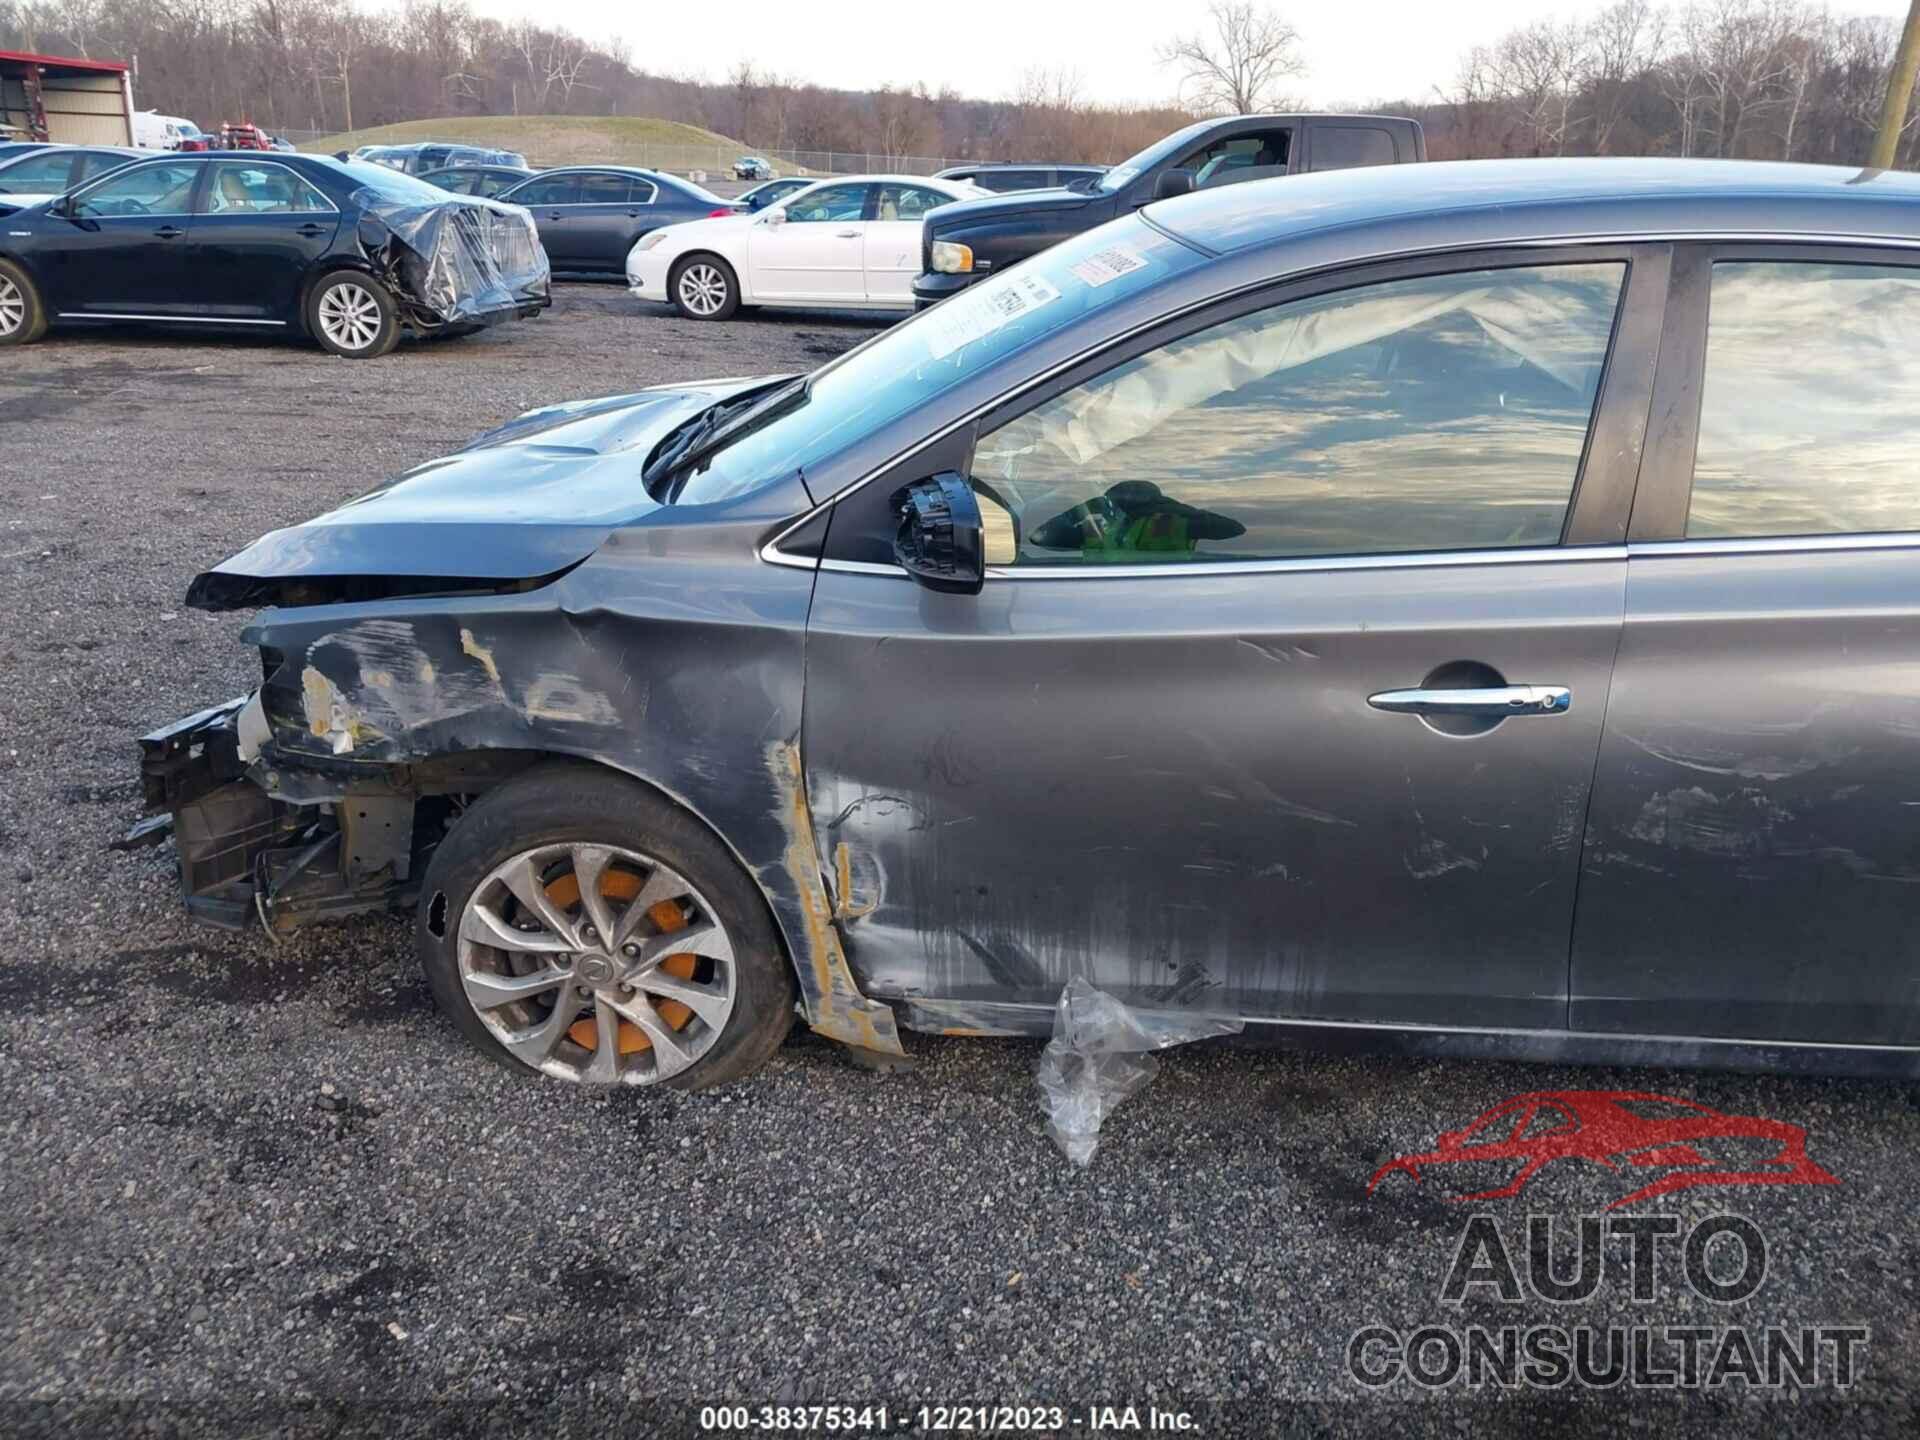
[132,111,204,150]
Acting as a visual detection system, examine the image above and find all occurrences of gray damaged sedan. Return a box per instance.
[131,158,1920,1087]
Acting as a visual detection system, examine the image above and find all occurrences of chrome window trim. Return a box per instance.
[808,545,1628,583]
[758,539,820,571]
[1630,532,1920,559]
[762,229,1920,571]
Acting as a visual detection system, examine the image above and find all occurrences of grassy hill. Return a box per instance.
[304,116,748,170]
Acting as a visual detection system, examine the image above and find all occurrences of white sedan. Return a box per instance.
[626,173,985,319]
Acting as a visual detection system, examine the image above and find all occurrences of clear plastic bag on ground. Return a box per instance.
[1036,977,1244,1167]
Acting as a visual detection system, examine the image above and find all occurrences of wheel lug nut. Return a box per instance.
[622,943,639,958]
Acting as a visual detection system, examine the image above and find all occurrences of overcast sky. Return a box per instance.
[466,0,1915,108]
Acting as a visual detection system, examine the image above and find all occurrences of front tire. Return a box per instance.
[0,259,48,346]
[669,254,740,320]
[307,269,399,358]
[417,764,796,1089]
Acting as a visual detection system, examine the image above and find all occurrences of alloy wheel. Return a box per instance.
[456,842,738,1085]
[0,274,23,337]
[677,263,729,317]
[316,281,383,352]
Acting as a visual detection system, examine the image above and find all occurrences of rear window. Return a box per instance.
[1311,127,1398,171]
[334,161,447,203]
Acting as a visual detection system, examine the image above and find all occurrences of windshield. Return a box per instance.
[672,216,1206,505]
[1097,119,1217,193]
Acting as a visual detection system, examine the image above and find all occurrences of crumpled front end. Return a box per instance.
[124,693,434,934]
[352,188,551,331]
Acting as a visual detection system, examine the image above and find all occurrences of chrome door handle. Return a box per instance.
[835,229,860,238]
[153,225,185,239]
[1368,685,1571,717]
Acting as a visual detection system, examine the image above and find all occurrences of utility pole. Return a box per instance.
[1870,0,1920,170]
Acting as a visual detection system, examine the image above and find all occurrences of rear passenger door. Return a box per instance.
[864,184,951,302]
[188,160,340,320]
[1573,247,1920,1046]
[572,171,654,272]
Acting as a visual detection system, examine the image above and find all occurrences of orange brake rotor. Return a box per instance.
[543,868,697,1055]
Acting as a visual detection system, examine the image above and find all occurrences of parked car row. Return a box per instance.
[0,115,1427,357]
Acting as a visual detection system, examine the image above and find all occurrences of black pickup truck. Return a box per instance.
[913,113,1424,308]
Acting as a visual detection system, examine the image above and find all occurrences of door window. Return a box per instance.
[198,162,333,215]
[508,175,579,206]
[1687,261,1920,538]
[875,184,950,221]
[578,172,649,204]
[971,262,1625,566]
[785,184,869,223]
[1181,130,1291,189]
[70,161,201,217]
[1311,126,1398,171]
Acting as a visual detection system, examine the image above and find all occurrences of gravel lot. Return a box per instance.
[2,286,1916,1438]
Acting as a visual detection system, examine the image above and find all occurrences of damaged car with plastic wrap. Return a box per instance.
[0,153,548,356]
[131,159,1920,1089]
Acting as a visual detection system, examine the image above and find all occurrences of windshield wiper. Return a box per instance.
[641,377,790,498]
[648,375,812,501]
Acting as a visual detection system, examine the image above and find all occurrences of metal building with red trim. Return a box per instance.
[1,50,135,145]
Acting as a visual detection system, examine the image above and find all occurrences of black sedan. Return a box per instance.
[0,152,549,357]
[418,164,535,199]
[496,165,726,278]
[133,158,1920,1088]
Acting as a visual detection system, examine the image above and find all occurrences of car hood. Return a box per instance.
[925,186,1093,229]
[185,374,782,611]
[0,193,56,215]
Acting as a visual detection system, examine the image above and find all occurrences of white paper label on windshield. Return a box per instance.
[1070,243,1150,289]
[924,271,1062,361]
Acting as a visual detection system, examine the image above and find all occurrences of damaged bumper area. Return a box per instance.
[125,693,438,933]
[354,188,551,331]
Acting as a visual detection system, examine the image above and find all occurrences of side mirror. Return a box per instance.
[892,472,984,595]
[762,206,787,226]
[1153,168,1195,202]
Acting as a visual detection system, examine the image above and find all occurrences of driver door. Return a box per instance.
[802,250,1662,1028]
[39,159,204,317]
[747,182,872,302]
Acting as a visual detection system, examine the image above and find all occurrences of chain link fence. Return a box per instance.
[284,130,966,179]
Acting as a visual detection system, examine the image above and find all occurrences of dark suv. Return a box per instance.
[915,113,1422,308]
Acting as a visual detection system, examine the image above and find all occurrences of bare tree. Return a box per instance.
[1157,1,1305,115]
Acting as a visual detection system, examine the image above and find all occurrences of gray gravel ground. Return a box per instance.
[1,286,1916,1439]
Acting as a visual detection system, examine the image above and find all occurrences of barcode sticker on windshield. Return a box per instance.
[1070,244,1150,288]
[923,271,1062,361]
